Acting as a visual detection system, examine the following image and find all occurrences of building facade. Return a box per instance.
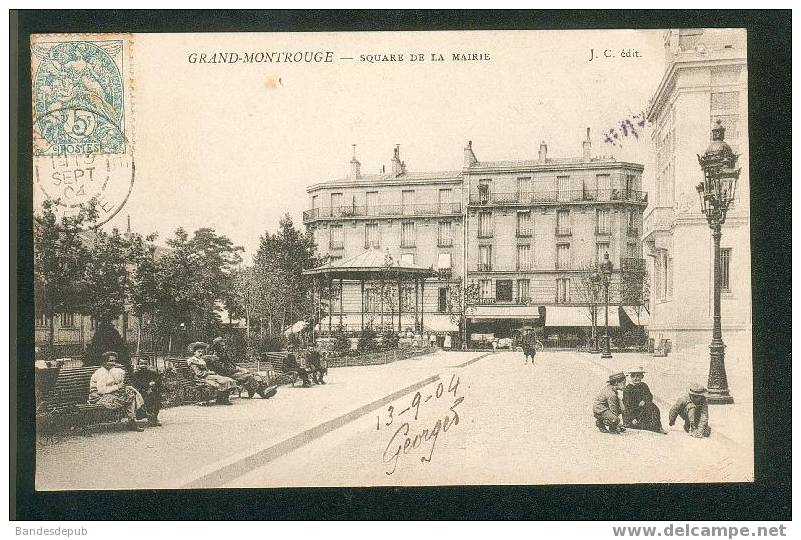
[305,134,648,347]
[643,28,751,353]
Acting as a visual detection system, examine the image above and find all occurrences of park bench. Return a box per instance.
[260,351,300,386]
[653,339,672,357]
[37,366,131,433]
[168,358,221,405]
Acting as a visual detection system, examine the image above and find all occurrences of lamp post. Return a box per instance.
[600,252,613,359]
[590,271,601,353]
[696,119,740,405]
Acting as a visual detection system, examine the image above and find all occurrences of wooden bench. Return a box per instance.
[168,358,220,404]
[653,339,672,357]
[37,367,131,433]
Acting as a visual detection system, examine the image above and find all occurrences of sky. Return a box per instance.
[98,29,667,257]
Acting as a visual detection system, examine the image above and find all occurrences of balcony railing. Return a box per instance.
[469,189,647,206]
[303,202,462,222]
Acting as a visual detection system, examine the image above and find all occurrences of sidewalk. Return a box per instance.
[35,350,483,490]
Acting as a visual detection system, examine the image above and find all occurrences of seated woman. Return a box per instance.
[622,368,667,434]
[187,342,237,405]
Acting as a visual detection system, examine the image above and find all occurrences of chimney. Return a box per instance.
[464,140,478,167]
[538,141,548,163]
[582,128,592,160]
[391,144,406,176]
[348,144,361,178]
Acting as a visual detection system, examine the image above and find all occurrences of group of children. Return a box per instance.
[593,368,712,438]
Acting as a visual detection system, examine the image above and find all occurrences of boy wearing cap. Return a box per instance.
[668,384,712,437]
[622,368,667,434]
[592,372,627,434]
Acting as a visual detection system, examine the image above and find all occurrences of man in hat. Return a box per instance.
[669,384,712,437]
[89,351,145,431]
[207,336,260,397]
[306,342,326,384]
[131,358,163,426]
[622,367,667,434]
[592,372,627,434]
[522,329,538,365]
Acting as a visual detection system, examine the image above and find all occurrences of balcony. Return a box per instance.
[303,202,462,223]
[642,206,675,241]
[468,189,648,207]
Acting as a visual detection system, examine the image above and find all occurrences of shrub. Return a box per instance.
[83,323,130,368]
[381,331,399,350]
[331,327,352,357]
[357,327,380,353]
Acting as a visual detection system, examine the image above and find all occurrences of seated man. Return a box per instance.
[306,344,326,385]
[592,372,627,434]
[131,358,163,426]
[89,351,145,431]
[669,384,712,437]
[207,337,261,397]
[283,349,311,387]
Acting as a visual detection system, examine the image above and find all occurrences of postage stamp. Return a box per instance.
[31,34,135,227]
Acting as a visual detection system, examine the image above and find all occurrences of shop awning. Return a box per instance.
[423,314,459,333]
[469,305,543,320]
[622,306,650,326]
[546,306,620,327]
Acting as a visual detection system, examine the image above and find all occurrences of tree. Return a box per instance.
[573,263,603,349]
[83,322,130,368]
[152,227,243,350]
[83,227,131,327]
[440,271,480,350]
[33,199,98,358]
[226,265,265,344]
[127,232,160,353]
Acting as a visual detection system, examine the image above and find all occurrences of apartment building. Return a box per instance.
[305,134,647,346]
[644,28,751,353]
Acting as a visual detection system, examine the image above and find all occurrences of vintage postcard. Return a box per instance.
[28,28,754,491]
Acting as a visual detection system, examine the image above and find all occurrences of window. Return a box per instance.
[311,195,318,210]
[627,242,639,259]
[35,312,46,327]
[596,242,610,266]
[516,211,532,237]
[556,210,570,235]
[478,179,492,203]
[556,278,571,303]
[478,245,492,271]
[597,174,611,200]
[437,252,452,271]
[438,221,453,247]
[478,211,493,238]
[438,288,448,313]
[517,279,530,303]
[60,312,75,327]
[365,288,380,312]
[596,209,610,234]
[330,192,342,211]
[479,279,492,299]
[517,177,532,202]
[496,280,513,302]
[90,316,97,330]
[401,222,416,248]
[495,279,512,302]
[556,243,571,270]
[400,253,415,266]
[364,222,380,248]
[402,190,415,215]
[720,248,731,291]
[438,189,452,213]
[365,191,379,215]
[628,210,638,235]
[625,175,636,199]
[557,176,570,201]
[329,224,344,249]
[517,244,532,271]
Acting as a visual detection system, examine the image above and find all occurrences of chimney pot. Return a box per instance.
[582,128,592,160]
[538,141,548,163]
[348,144,361,178]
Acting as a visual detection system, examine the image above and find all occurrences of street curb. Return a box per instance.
[181,374,441,488]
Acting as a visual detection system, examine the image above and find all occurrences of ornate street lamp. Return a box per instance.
[590,271,601,353]
[696,119,740,405]
[600,252,614,359]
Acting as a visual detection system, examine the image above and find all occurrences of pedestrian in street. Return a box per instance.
[443,333,452,350]
[131,358,163,426]
[429,333,437,348]
[592,372,627,434]
[522,330,537,365]
[668,384,712,438]
[88,352,145,431]
[186,342,237,405]
[622,367,667,434]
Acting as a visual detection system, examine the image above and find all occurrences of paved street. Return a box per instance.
[36,349,753,490]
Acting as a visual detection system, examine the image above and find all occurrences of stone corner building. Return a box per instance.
[304,133,648,348]
[644,28,751,354]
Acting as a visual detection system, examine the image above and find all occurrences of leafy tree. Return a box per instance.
[83,227,131,326]
[127,232,160,353]
[83,322,130,368]
[33,199,98,358]
[440,272,480,350]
